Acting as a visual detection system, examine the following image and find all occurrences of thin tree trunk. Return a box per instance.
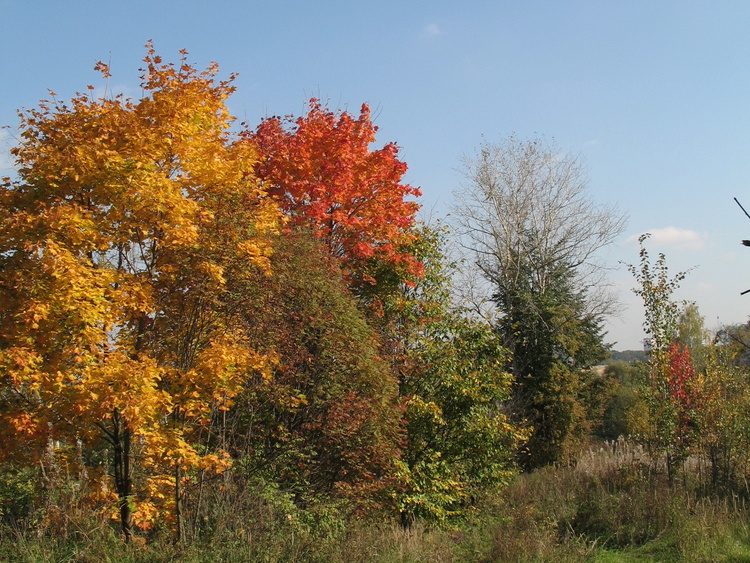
[175,460,185,545]
[112,408,134,542]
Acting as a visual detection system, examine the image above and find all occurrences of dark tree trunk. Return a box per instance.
[112,408,134,542]
[175,461,185,545]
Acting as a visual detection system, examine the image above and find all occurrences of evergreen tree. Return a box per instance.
[454,136,624,469]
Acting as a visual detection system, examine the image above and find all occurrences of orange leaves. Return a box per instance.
[250,99,422,284]
[196,261,227,286]
[85,353,168,429]
[0,43,431,536]
[7,412,39,436]
[130,500,159,531]
[174,331,274,419]
[0,44,283,535]
[93,61,111,79]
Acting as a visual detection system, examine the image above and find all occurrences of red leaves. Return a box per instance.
[249,99,422,283]
[668,342,695,408]
[667,342,701,450]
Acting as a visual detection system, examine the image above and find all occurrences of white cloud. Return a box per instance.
[628,227,708,250]
[422,23,441,37]
[695,282,713,293]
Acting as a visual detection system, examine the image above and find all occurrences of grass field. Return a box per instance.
[3,439,750,562]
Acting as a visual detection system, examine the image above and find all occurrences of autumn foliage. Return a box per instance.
[249,99,422,287]
[666,342,700,458]
[9,42,750,563]
[0,43,279,539]
[230,233,403,509]
[668,342,697,409]
[0,45,527,548]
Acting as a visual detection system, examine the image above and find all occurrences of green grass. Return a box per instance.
[5,441,750,561]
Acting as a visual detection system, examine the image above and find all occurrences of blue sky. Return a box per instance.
[3,1,750,349]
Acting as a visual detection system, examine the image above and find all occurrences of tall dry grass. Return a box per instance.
[3,439,750,561]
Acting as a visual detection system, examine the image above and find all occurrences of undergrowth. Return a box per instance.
[3,440,750,562]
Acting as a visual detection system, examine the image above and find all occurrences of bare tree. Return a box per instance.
[452,135,627,468]
[453,135,626,320]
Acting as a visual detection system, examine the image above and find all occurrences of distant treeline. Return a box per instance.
[608,349,647,363]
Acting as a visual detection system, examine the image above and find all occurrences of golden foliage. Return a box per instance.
[0,43,280,530]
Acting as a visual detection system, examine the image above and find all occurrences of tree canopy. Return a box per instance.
[249,99,423,290]
[453,136,626,468]
[0,43,280,540]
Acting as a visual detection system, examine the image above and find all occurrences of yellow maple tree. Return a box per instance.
[0,43,279,541]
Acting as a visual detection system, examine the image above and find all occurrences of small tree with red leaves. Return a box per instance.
[627,234,695,483]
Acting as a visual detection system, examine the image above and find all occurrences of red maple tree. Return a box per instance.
[248,99,422,285]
